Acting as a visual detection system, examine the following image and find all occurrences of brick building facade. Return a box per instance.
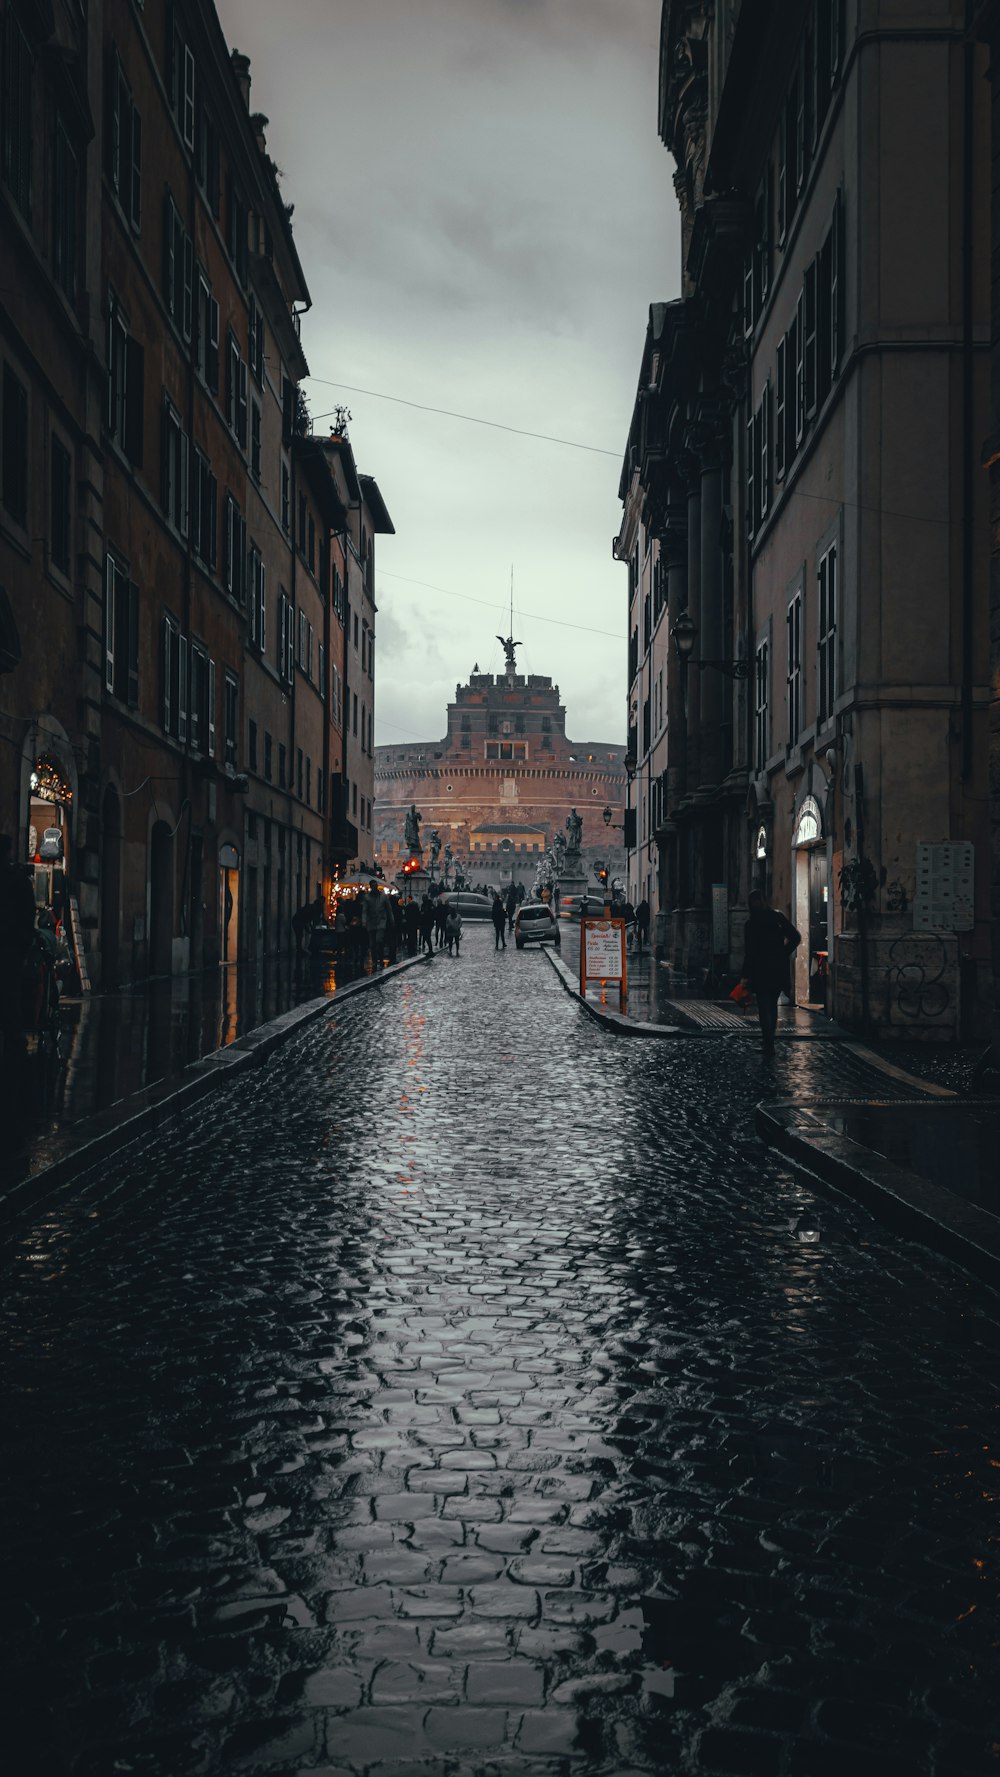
[0,0,390,986]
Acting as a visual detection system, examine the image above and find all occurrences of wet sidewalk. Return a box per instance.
[0,950,382,1196]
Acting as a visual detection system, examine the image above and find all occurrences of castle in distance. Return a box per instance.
[373,637,628,891]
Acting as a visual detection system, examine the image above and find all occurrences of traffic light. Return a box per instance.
[402,856,420,876]
[596,864,609,887]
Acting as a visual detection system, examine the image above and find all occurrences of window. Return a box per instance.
[188,644,212,754]
[353,612,359,650]
[225,332,247,447]
[248,297,265,383]
[264,731,273,782]
[223,672,238,768]
[248,718,257,773]
[307,516,315,572]
[161,613,185,738]
[50,436,71,575]
[319,642,326,700]
[297,606,306,667]
[196,106,219,214]
[106,48,141,230]
[52,117,77,299]
[104,555,139,707]
[223,495,247,603]
[249,545,266,651]
[352,781,358,818]
[195,271,219,393]
[2,7,31,217]
[170,23,196,151]
[278,743,287,789]
[161,397,189,536]
[225,172,247,283]
[298,494,306,553]
[775,337,787,482]
[307,622,314,681]
[317,768,324,813]
[250,401,261,482]
[794,288,805,447]
[106,294,144,464]
[817,542,837,725]
[163,194,193,340]
[278,594,294,684]
[803,261,818,419]
[296,747,303,798]
[281,462,290,533]
[754,639,770,772]
[352,692,358,736]
[305,757,311,804]
[190,448,217,569]
[331,664,342,725]
[2,364,28,527]
[786,591,802,744]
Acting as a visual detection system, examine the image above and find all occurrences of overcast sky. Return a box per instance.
[217,0,679,746]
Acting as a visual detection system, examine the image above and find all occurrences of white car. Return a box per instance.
[514,901,560,949]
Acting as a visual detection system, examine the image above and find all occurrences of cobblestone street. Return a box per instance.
[2,927,999,1777]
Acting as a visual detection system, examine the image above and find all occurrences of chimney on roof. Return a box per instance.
[231,49,251,109]
[251,111,269,153]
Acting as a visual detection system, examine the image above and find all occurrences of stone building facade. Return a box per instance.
[374,647,627,890]
[618,0,993,1038]
[0,0,389,986]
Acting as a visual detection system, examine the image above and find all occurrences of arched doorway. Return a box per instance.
[792,795,828,1006]
[100,786,122,989]
[149,821,174,977]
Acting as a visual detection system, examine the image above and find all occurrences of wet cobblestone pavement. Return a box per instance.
[2,927,1000,1776]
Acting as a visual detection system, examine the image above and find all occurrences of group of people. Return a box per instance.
[315,885,466,974]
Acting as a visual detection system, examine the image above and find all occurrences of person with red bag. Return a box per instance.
[739,890,801,1058]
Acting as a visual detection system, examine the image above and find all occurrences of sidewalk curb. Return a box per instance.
[757,1099,1000,1289]
[0,952,431,1232]
[543,946,684,1036]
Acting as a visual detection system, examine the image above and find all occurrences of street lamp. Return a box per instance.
[602,804,623,831]
[670,611,748,680]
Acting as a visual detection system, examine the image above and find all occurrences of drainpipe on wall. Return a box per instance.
[962,39,976,786]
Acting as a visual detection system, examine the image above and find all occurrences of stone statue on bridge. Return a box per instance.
[404,803,422,853]
[565,808,583,853]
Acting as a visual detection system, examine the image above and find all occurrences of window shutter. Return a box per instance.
[208,473,217,568]
[105,555,116,692]
[130,105,142,229]
[775,337,786,480]
[182,235,193,341]
[207,298,219,392]
[830,190,842,379]
[177,634,188,742]
[794,292,805,445]
[163,193,175,307]
[182,45,195,149]
[207,658,216,755]
[238,360,247,447]
[125,337,144,465]
[127,580,139,707]
[249,551,258,644]
[287,608,294,683]
[223,494,233,591]
[179,429,189,536]
[162,615,173,732]
[760,385,771,520]
[746,410,755,542]
[260,564,266,652]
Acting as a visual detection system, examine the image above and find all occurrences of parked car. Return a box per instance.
[439,892,493,921]
[515,901,560,949]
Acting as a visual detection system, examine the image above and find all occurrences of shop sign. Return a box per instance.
[580,916,627,1014]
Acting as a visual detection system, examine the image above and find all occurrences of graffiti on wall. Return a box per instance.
[886,933,950,1022]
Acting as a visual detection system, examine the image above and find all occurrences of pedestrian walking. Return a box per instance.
[419,896,435,956]
[402,894,419,957]
[505,883,517,933]
[635,897,650,953]
[491,893,507,950]
[434,897,448,948]
[384,895,399,965]
[739,889,801,1058]
[445,907,462,954]
[362,884,389,970]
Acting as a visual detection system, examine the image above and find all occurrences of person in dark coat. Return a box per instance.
[635,898,650,952]
[418,896,435,955]
[402,894,419,957]
[491,893,507,950]
[434,896,448,948]
[384,895,399,965]
[740,890,801,1057]
[505,883,517,932]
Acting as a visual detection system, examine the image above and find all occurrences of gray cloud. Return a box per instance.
[217,0,676,745]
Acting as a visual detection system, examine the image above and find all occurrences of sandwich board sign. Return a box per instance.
[580,916,627,1014]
